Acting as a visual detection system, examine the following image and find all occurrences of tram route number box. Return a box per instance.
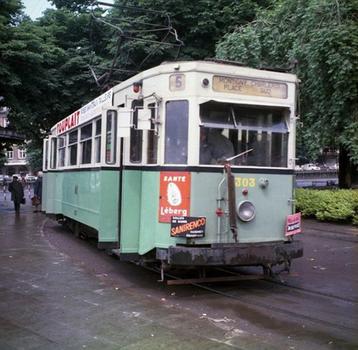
[170,216,206,238]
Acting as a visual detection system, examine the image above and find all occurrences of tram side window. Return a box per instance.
[80,123,92,164]
[94,118,101,163]
[106,111,117,164]
[50,138,57,169]
[147,103,158,164]
[130,100,143,163]
[68,130,78,166]
[165,100,189,164]
[58,135,66,167]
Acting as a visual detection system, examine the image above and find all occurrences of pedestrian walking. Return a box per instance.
[33,171,43,213]
[8,175,25,214]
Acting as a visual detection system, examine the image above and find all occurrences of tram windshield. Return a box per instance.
[199,101,289,167]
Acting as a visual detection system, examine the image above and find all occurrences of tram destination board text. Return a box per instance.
[213,75,288,99]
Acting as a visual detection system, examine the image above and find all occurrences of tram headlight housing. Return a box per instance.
[237,201,256,222]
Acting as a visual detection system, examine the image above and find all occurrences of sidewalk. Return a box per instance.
[0,197,235,350]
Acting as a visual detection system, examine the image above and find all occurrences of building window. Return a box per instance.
[18,149,26,159]
[80,123,92,164]
[7,151,13,159]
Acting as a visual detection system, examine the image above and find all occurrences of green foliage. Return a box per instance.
[0,18,64,145]
[100,0,269,78]
[216,0,358,165]
[49,0,94,12]
[296,189,358,224]
[0,0,23,28]
[1,0,268,147]
[0,6,101,147]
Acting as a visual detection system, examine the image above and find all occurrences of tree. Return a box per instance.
[49,0,94,12]
[0,6,104,148]
[1,0,269,153]
[216,0,358,187]
[86,0,271,83]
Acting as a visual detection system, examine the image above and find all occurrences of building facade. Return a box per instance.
[0,107,30,176]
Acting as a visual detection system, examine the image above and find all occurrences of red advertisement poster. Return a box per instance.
[285,212,302,236]
[159,172,191,223]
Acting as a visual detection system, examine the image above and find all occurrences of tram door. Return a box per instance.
[118,98,159,255]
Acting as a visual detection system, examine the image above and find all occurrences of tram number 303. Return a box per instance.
[235,177,256,188]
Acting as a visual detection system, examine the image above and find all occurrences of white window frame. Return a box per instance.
[57,134,67,168]
[67,129,79,167]
[94,116,102,164]
[79,122,93,166]
[7,150,13,159]
[43,139,48,171]
[18,149,26,159]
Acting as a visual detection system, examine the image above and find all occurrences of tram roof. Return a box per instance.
[51,60,297,134]
[112,60,298,93]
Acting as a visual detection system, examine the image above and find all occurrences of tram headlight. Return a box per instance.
[237,201,256,222]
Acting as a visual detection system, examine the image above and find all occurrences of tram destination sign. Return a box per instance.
[213,75,288,99]
[170,216,206,238]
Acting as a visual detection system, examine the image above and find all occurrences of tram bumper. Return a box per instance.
[157,240,303,266]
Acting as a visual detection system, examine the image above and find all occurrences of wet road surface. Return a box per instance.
[1,195,358,349]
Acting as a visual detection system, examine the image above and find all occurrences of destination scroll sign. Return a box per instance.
[213,75,288,99]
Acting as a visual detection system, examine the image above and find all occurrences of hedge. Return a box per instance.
[295,189,358,225]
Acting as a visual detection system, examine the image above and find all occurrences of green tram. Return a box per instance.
[43,60,303,275]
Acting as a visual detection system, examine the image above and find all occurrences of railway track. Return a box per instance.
[138,263,358,335]
[263,274,358,304]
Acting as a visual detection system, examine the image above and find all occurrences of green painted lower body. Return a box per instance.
[43,170,119,243]
[119,170,295,256]
[44,169,297,261]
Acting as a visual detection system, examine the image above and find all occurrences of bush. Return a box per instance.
[296,189,358,225]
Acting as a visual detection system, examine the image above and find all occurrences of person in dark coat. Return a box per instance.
[8,176,24,214]
[33,171,43,213]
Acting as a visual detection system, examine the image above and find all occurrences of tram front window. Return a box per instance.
[165,100,189,164]
[200,101,289,167]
